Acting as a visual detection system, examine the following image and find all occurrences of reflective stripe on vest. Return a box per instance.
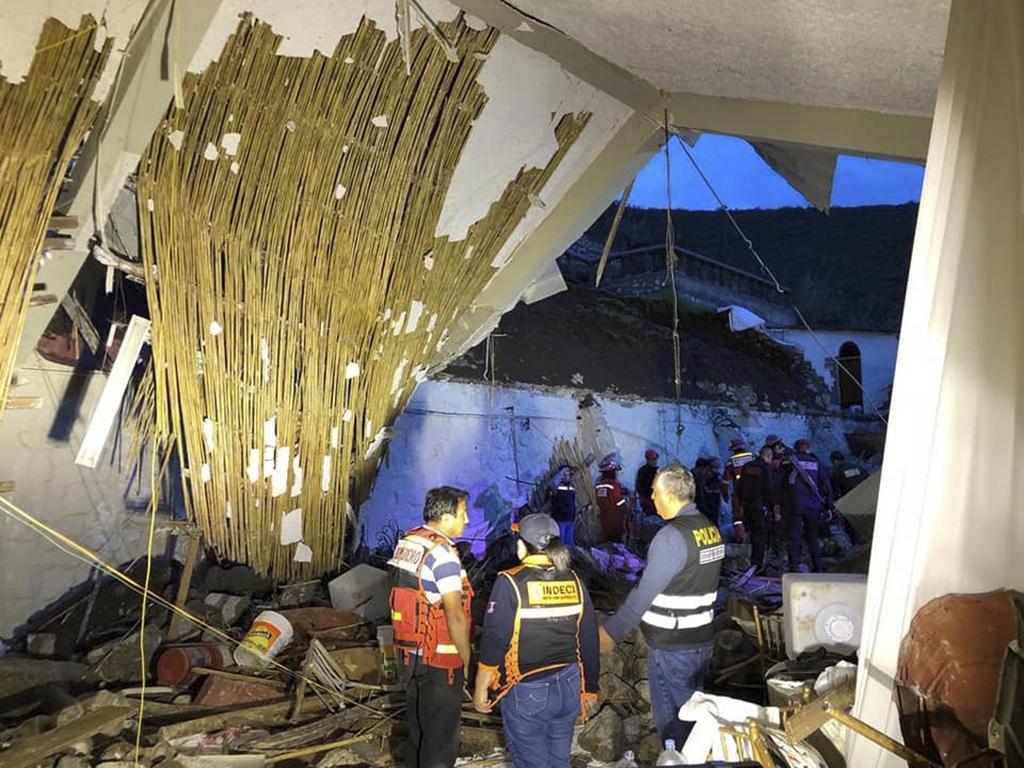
[650,590,717,611]
[641,608,714,630]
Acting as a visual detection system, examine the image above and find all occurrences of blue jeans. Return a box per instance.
[500,664,581,768]
[647,642,713,740]
[557,520,575,548]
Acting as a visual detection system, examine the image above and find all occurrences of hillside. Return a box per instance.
[581,203,917,331]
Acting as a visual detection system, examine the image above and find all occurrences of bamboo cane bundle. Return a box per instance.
[0,17,109,417]
[137,14,590,578]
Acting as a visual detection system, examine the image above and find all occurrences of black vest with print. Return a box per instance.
[501,560,583,676]
[640,511,724,648]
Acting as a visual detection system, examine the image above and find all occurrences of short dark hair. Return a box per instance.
[422,486,469,523]
[654,464,695,503]
[830,451,845,463]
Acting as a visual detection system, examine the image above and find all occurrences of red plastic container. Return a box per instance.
[156,644,233,685]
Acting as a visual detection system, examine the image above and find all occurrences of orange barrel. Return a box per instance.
[156,644,234,685]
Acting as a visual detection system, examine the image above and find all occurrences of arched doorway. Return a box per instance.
[837,341,863,409]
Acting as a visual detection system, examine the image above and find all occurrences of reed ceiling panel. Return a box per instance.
[138,13,590,577]
[0,17,108,417]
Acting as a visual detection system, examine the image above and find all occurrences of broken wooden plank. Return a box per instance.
[29,294,58,307]
[167,534,201,640]
[42,237,72,251]
[248,712,349,751]
[5,396,42,410]
[0,706,131,768]
[0,481,14,493]
[157,697,328,742]
[264,733,374,765]
[47,216,79,230]
[59,293,100,354]
[190,667,288,689]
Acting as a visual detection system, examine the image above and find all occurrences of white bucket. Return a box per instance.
[234,610,294,668]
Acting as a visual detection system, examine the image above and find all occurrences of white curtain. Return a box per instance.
[849,1,1024,765]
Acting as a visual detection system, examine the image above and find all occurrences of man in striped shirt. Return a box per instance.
[389,486,473,768]
[598,464,724,743]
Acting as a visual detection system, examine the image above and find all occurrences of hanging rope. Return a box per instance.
[674,134,888,424]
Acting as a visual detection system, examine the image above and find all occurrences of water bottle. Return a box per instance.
[612,750,637,768]
[655,738,686,766]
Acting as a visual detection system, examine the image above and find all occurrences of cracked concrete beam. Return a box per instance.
[16,0,225,366]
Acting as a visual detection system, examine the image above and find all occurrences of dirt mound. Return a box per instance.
[443,286,829,410]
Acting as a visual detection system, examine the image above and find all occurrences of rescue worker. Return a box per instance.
[549,464,577,547]
[722,437,755,539]
[735,444,775,569]
[599,464,724,743]
[764,434,790,469]
[635,449,660,516]
[595,457,629,543]
[829,450,868,499]
[783,439,834,573]
[388,486,473,768]
[473,513,599,767]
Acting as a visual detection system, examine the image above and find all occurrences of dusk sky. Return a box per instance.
[628,133,926,211]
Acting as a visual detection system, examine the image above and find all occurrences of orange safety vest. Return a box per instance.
[388,526,473,676]
[487,555,585,704]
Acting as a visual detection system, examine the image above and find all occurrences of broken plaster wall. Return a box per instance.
[357,378,878,553]
[769,328,898,409]
[0,360,168,639]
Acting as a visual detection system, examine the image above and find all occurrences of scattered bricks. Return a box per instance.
[578,706,625,762]
[192,676,287,708]
[26,634,58,657]
[85,626,163,685]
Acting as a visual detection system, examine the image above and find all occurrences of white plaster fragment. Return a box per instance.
[383,307,393,321]
[366,419,373,436]
[203,417,216,452]
[294,542,313,563]
[271,446,290,497]
[423,251,435,270]
[342,409,353,422]
[166,130,185,150]
[391,358,409,394]
[230,162,240,175]
[264,417,277,448]
[344,361,360,379]
[263,447,275,478]
[528,193,546,208]
[343,56,355,65]
[321,455,332,492]
[342,144,350,153]
[261,338,271,382]
[412,364,428,383]
[464,244,474,260]
[330,426,339,449]
[291,455,303,497]
[364,427,389,459]
[221,132,242,156]
[226,502,232,520]
[200,463,211,483]
[210,320,223,336]
[406,301,424,334]
[280,508,302,545]
[147,199,155,212]
[464,14,488,30]
[516,21,532,32]
[392,311,406,336]
[203,142,219,160]
[371,114,389,128]
[427,313,438,332]
[285,120,297,132]
[196,350,204,376]
[335,184,347,200]
[247,448,261,484]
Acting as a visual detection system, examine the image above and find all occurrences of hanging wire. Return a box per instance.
[674,134,888,425]
[663,113,683,434]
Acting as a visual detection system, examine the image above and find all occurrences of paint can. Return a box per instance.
[156,644,234,685]
[234,610,294,668]
[376,624,397,684]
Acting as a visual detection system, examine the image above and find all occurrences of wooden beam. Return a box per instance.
[167,533,201,640]
[0,707,131,768]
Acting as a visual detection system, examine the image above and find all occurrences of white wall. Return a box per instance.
[770,328,899,411]
[0,356,168,638]
[357,379,876,553]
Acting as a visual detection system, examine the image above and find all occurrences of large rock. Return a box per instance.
[578,705,625,762]
[598,672,637,709]
[637,731,665,765]
[204,565,272,595]
[600,646,627,679]
[86,625,163,684]
[0,658,88,718]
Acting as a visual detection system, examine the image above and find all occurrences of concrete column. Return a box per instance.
[850,1,1024,764]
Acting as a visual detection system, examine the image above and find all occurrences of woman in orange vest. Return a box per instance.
[473,514,600,767]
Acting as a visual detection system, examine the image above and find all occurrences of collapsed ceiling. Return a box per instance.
[0,0,948,575]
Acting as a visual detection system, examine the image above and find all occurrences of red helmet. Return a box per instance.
[729,437,746,450]
[794,438,811,452]
[765,434,781,446]
[645,449,659,461]
[598,457,621,472]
